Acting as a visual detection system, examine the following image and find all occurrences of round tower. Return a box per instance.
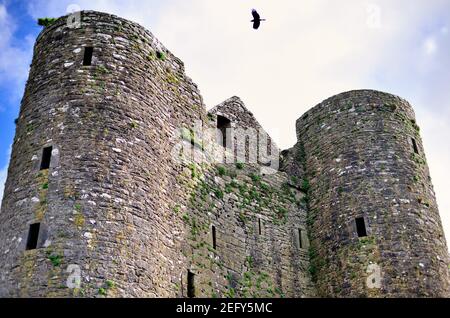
[297,90,449,297]
[0,11,206,297]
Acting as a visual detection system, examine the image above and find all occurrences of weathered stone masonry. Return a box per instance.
[0,11,448,298]
[0,10,206,297]
[295,91,450,297]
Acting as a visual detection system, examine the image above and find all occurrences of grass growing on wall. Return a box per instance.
[38,18,57,27]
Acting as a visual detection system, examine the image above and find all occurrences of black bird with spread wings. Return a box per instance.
[251,9,266,30]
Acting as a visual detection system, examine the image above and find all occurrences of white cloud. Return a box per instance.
[423,37,437,55]
[23,0,450,244]
[0,3,34,103]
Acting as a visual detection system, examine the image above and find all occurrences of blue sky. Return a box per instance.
[0,0,450,241]
[0,1,36,167]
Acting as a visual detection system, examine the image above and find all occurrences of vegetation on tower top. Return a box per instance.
[37,18,57,27]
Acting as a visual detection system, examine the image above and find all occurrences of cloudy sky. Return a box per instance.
[0,0,449,242]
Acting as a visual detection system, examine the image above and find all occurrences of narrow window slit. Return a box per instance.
[411,138,419,154]
[355,217,367,237]
[245,135,250,162]
[212,225,217,250]
[258,218,262,235]
[26,223,40,250]
[267,139,272,156]
[40,146,53,170]
[298,229,303,249]
[83,47,94,66]
[187,271,195,298]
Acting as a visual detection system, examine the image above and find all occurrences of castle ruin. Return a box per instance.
[0,11,448,298]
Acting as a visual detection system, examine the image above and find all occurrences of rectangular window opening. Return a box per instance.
[298,229,303,249]
[411,137,419,154]
[26,223,41,250]
[187,270,195,298]
[258,218,262,235]
[40,146,53,170]
[355,217,367,238]
[217,115,231,148]
[83,47,94,66]
[212,225,217,250]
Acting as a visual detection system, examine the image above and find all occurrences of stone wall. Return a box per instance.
[0,11,315,298]
[296,90,450,297]
[209,97,279,169]
[180,160,315,297]
[0,11,207,297]
[0,10,448,299]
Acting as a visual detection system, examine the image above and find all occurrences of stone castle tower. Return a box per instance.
[0,11,448,298]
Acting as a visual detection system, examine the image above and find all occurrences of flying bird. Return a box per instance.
[251,9,266,30]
